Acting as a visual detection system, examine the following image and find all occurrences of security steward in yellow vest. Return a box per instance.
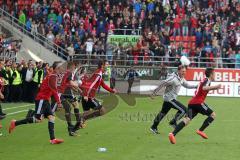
[32,62,44,100]
[11,63,23,102]
[6,64,13,102]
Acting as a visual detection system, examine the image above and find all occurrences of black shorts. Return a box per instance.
[51,103,58,113]
[35,100,53,120]
[50,93,62,113]
[187,103,213,120]
[81,97,102,111]
[61,94,78,103]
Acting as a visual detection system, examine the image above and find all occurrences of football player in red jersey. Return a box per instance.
[0,61,6,119]
[59,61,82,136]
[80,60,117,122]
[0,76,6,136]
[8,61,64,144]
[169,68,221,144]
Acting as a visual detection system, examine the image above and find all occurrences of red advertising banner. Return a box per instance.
[179,81,240,97]
[186,68,240,82]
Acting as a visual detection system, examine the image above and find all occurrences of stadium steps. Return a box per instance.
[0,18,65,64]
[17,46,36,62]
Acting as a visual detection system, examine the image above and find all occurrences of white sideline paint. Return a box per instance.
[131,85,158,92]
[3,104,34,111]
[7,110,29,116]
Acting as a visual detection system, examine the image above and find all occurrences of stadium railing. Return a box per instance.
[69,53,238,68]
[0,35,18,61]
[111,28,142,35]
[0,7,68,60]
[0,48,17,61]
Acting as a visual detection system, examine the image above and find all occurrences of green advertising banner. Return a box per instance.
[107,35,141,47]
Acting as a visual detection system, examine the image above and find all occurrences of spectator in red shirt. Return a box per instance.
[173,15,182,37]
[108,19,115,33]
[190,14,198,35]
[181,15,189,36]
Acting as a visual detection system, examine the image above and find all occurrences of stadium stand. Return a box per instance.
[0,0,239,68]
[0,27,19,61]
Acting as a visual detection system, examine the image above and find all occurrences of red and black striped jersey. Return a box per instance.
[80,68,114,98]
[189,78,211,104]
[59,70,74,94]
[35,73,61,104]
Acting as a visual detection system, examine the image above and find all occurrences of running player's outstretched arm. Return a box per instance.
[182,79,198,89]
[152,83,164,96]
[203,84,221,91]
[101,79,116,93]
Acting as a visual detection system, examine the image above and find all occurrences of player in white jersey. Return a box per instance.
[150,65,197,134]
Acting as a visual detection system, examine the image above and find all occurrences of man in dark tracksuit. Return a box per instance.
[125,66,139,94]
[110,65,117,89]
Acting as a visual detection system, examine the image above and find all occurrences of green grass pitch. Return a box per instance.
[0,96,240,160]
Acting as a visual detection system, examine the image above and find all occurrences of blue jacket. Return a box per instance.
[134,3,142,14]
[26,20,32,31]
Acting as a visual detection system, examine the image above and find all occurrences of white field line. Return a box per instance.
[6,110,240,122]
[3,104,34,111]
[219,120,240,122]
[7,109,29,116]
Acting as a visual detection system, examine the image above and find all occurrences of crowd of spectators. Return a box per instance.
[0,0,239,68]
[0,33,20,61]
[0,58,51,103]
